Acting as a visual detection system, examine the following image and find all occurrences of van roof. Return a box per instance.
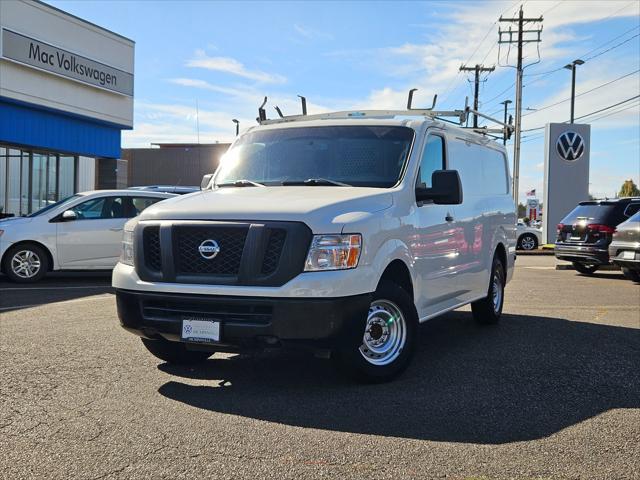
[249,116,505,149]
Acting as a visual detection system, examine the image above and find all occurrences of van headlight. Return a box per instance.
[120,226,135,266]
[304,234,362,271]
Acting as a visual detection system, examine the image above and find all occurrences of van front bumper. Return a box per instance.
[115,288,372,350]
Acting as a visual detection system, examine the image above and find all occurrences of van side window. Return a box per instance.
[448,139,509,196]
[417,135,445,188]
[482,149,509,195]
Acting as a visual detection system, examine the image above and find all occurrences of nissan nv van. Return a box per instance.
[113,109,516,382]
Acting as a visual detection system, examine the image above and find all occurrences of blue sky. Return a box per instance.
[50,0,639,202]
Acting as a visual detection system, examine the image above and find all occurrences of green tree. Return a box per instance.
[619,179,640,198]
[518,203,526,218]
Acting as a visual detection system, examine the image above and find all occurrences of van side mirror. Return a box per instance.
[200,174,214,190]
[61,210,78,221]
[415,170,463,205]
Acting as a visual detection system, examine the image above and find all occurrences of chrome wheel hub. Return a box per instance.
[11,250,41,279]
[359,299,407,366]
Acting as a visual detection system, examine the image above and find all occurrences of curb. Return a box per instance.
[517,249,555,256]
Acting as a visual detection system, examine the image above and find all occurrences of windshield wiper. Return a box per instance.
[216,179,265,188]
[282,178,351,187]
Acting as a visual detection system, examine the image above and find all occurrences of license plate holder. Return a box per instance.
[181,316,221,344]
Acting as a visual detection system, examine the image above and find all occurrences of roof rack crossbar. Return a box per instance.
[260,108,468,126]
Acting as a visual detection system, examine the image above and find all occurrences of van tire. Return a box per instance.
[2,243,49,283]
[572,262,599,275]
[334,280,418,383]
[141,338,213,364]
[472,255,505,325]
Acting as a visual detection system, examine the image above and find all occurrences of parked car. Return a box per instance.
[0,190,174,283]
[113,109,516,382]
[516,223,542,250]
[555,197,640,274]
[608,210,640,282]
[128,185,199,195]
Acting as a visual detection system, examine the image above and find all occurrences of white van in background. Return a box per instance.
[113,110,516,382]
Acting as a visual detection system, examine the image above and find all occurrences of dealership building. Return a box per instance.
[0,0,134,217]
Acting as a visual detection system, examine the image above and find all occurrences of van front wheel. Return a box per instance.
[472,255,505,325]
[335,281,418,383]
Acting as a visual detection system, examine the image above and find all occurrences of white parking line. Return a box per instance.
[0,285,111,291]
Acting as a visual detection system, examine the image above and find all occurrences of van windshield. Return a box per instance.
[215,126,415,188]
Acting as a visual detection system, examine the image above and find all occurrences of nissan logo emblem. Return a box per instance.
[556,131,585,162]
[198,239,220,260]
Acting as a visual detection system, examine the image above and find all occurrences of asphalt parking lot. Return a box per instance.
[1,256,638,480]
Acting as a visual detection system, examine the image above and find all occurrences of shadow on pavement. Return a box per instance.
[158,312,640,444]
[0,271,112,312]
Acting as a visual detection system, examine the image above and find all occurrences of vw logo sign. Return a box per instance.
[556,131,585,162]
[198,239,220,260]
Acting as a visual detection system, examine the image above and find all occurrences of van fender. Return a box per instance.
[366,238,416,298]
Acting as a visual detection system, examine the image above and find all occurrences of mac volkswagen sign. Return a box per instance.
[1,28,133,96]
[556,131,585,162]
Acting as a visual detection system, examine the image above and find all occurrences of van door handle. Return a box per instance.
[109,227,123,232]
[445,215,454,222]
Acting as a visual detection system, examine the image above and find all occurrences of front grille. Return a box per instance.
[173,226,248,275]
[136,221,312,287]
[142,298,272,326]
[143,227,162,271]
[262,229,286,275]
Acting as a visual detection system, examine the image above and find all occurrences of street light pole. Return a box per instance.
[500,99,512,145]
[564,59,584,123]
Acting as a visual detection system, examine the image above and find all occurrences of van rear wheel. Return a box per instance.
[141,338,213,364]
[472,255,505,325]
[334,280,418,383]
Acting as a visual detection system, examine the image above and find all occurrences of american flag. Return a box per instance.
[526,189,536,196]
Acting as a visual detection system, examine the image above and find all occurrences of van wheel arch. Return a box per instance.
[378,259,414,300]
[494,243,507,271]
[1,240,55,274]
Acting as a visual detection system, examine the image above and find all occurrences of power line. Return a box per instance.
[587,101,639,123]
[483,4,639,108]
[523,25,639,85]
[573,95,640,122]
[440,0,521,106]
[522,94,640,131]
[584,33,640,62]
[522,69,639,116]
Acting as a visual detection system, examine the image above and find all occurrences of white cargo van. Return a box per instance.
[113,106,516,382]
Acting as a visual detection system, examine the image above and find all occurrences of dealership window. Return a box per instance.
[0,145,80,217]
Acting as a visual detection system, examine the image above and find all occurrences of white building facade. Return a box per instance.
[0,0,134,217]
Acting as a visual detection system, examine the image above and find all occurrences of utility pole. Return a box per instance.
[499,6,543,203]
[460,64,495,128]
[500,99,512,145]
[564,59,584,123]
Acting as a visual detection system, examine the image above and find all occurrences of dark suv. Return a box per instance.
[555,197,640,274]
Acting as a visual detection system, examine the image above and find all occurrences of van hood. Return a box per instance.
[138,186,393,232]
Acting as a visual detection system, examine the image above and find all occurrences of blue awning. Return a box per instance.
[0,97,125,158]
